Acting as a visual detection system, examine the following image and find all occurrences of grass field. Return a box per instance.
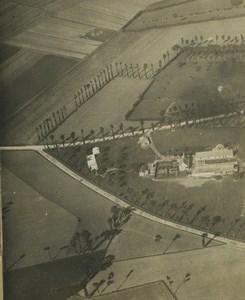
[51,129,245,240]
[2,150,114,237]
[129,48,245,121]
[127,0,245,30]
[2,166,77,270]
[53,77,149,139]
[0,54,78,125]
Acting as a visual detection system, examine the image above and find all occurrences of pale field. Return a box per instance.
[0,49,44,87]
[57,0,161,30]
[7,31,98,60]
[1,17,245,145]
[86,243,245,300]
[1,150,114,269]
[2,166,77,270]
[53,77,150,139]
[117,16,245,65]
[128,0,245,30]
[29,17,95,41]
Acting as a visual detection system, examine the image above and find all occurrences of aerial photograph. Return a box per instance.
[0,0,245,299]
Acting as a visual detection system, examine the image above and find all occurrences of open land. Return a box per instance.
[1,1,245,300]
[1,16,244,146]
[130,48,245,121]
[0,54,79,125]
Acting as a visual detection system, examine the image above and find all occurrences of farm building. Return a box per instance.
[192,144,237,177]
[194,144,233,161]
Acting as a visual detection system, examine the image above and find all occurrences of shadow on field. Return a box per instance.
[4,249,106,300]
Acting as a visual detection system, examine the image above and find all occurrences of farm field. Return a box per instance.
[0,43,19,64]
[2,166,77,270]
[0,1,47,41]
[1,150,114,238]
[145,0,196,11]
[127,0,245,31]
[2,16,244,147]
[7,30,99,60]
[3,0,161,59]
[56,0,161,31]
[53,77,150,139]
[0,54,79,126]
[49,127,245,241]
[82,242,245,300]
[0,49,44,88]
[129,48,245,121]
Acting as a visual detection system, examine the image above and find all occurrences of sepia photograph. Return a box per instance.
[0,0,245,299]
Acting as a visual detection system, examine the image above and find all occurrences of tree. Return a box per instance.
[155,234,162,242]
[60,134,65,147]
[119,123,124,137]
[124,63,129,77]
[136,63,141,78]
[140,120,145,133]
[50,134,55,146]
[115,62,119,75]
[150,63,154,77]
[81,129,85,144]
[143,63,148,79]
[100,126,105,141]
[163,53,167,64]
[130,64,135,78]
[90,129,95,142]
[110,124,115,139]
[70,131,76,145]
[163,233,181,254]
[175,273,191,294]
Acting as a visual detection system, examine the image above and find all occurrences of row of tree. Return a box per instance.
[36,106,68,141]
[44,120,149,149]
[74,64,115,108]
[122,187,245,239]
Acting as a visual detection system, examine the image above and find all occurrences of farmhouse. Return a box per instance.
[86,147,100,171]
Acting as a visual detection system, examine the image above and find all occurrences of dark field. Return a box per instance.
[49,130,245,241]
[4,250,106,300]
[130,49,245,121]
[1,150,121,299]
[0,55,78,125]
[0,43,19,64]
[1,150,114,240]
